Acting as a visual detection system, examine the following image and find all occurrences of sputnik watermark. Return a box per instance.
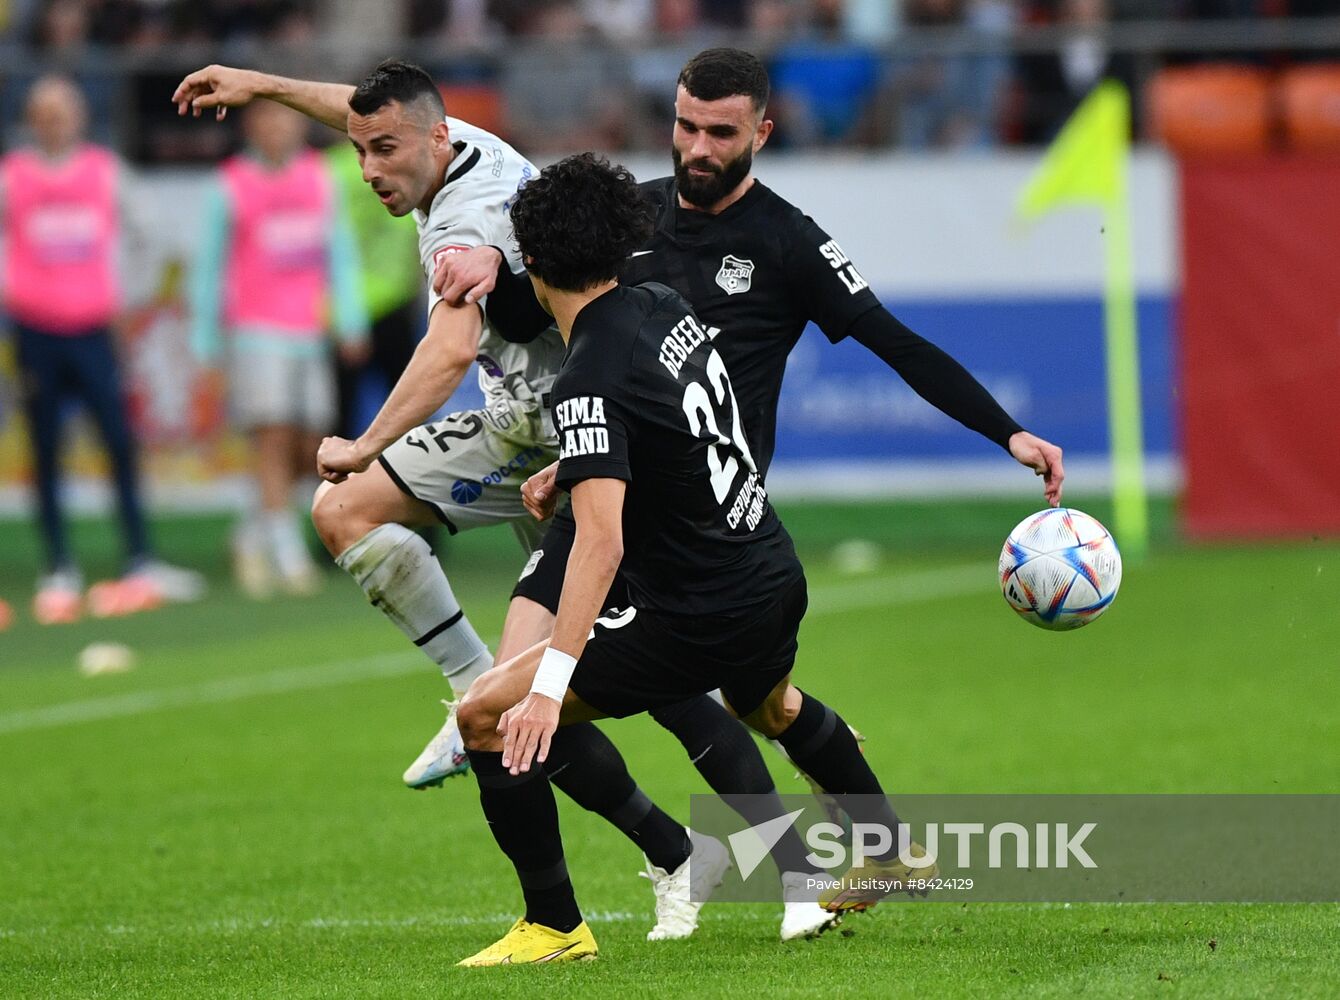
[801,821,1097,871]
[689,794,1340,903]
[725,811,1095,880]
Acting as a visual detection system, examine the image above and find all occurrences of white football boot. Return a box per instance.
[780,871,843,941]
[128,559,207,603]
[642,831,732,941]
[403,700,471,788]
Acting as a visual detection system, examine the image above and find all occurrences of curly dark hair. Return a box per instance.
[509,153,653,293]
[678,48,770,113]
[349,58,444,118]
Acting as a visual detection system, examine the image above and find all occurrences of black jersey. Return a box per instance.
[623,177,882,475]
[552,282,802,618]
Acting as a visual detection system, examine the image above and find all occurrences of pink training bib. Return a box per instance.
[220,150,333,336]
[1,145,120,333]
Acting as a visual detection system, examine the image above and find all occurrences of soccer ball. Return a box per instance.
[999,508,1122,631]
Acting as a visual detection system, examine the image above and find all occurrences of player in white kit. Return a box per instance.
[173,62,565,779]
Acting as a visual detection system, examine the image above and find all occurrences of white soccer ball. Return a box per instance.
[999,508,1122,631]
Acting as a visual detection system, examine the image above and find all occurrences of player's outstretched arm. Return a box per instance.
[172,65,355,132]
[499,477,626,775]
[846,308,1068,505]
[316,302,482,482]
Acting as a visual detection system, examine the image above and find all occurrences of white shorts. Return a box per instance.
[229,346,335,432]
[377,397,557,548]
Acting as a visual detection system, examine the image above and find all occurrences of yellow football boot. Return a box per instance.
[457,918,598,967]
[819,842,939,912]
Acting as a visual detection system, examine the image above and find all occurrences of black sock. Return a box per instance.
[652,696,816,875]
[775,691,901,861]
[544,723,691,872]
[467,749,583,932]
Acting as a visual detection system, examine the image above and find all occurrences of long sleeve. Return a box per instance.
[189,182,231,365]
[482,249,553,344]
[326,189,369,346]
[849,306,1024,451]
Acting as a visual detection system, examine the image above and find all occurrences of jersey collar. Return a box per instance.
[446,140,481,183]
[413,141,482,228]
[663,177,767,239]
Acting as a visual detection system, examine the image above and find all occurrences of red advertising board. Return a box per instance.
[1181,157,1340,538]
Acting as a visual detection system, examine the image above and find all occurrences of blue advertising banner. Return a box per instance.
[773,293,1175,471]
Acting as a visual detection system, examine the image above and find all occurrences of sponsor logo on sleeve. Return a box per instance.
[432,244,474,271]
[818,239,869,294]
[556,396,610,458]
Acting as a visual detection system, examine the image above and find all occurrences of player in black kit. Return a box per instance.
[435,47,1064,925]
[453,153,932,968]
[442,48,1061,663]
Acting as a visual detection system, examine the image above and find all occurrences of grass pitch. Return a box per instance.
[1,499,1337,998]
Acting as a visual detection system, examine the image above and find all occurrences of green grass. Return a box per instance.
[2,499,1338,998]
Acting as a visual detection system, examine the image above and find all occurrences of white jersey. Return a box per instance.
[414,118,565,427]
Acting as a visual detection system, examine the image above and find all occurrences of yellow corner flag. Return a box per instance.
[1016,81,1148,560]
[1018,80,1128,219]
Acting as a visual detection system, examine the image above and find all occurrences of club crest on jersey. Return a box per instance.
[715,255,755,296]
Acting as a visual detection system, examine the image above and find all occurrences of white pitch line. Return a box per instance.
[0,565,993,737]
[0,650,423,737]
[1,908,779,940]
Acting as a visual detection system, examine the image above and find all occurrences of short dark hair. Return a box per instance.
[677,48,769,113]
[348,58,444,117]
[510,153,652,293]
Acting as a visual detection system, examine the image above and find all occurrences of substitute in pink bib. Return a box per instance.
[0,75,205,620]
[190,100,367,597]
[0,143,120,333]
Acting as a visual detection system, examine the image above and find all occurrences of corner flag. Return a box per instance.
[1017,81,1148,560]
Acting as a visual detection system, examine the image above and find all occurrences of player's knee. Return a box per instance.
[744,682,800,739]
[310,482,346,555]
[456,689,501,750]
[311,480,380,557]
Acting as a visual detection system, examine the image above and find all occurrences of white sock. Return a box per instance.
[233,512,265,557]
[336,523,491,696]
[263,509,314,579]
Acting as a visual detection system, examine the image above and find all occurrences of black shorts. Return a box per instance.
[511,504,630,613]
[567,574,808,720]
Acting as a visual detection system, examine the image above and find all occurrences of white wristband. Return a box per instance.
[530,647,578,703]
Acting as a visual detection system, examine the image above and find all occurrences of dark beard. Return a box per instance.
[673,144,753,209]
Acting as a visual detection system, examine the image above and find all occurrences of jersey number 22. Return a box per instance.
[680,349,757,505]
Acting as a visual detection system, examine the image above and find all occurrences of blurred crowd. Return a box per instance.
[6,0,319,49]
[3,0,1340,157]
[2,3,1338,623]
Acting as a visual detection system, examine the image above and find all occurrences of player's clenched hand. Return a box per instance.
[498,692,560,775]
[1008,431,1065,507]
[521,462,560,520]
[172,65,264,120]
[317,436,373,483]
[433,246,503,306]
